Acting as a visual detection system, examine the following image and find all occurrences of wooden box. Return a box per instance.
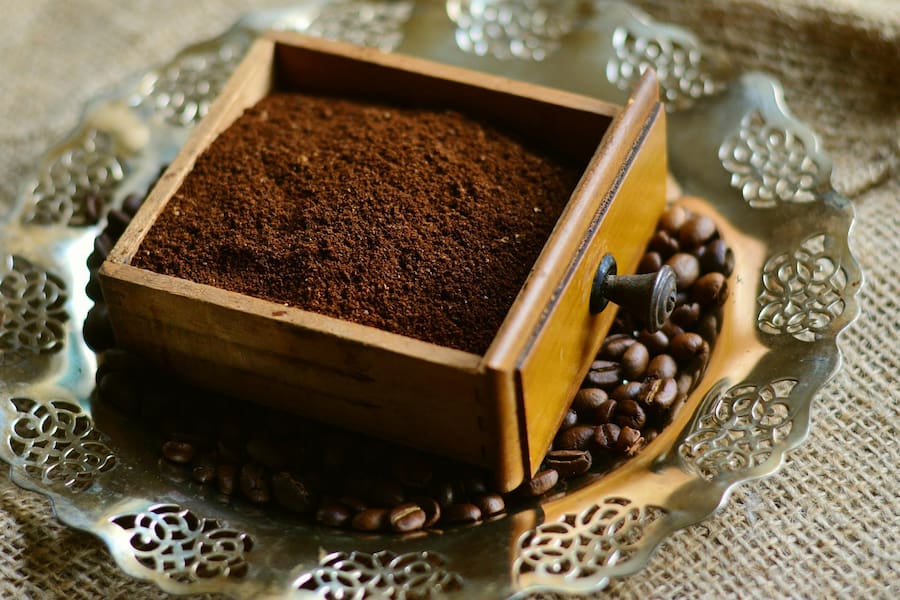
[99,32,667,492]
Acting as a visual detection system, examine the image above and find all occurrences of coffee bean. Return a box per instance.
[696,312,719,343]
[649,230,680,258]
[611,381,643,402]
[676,372,695,398]
[561,409,578,429]
[217,464,237,495]
[646,354,678,379]
[473,494,506,517]
[546,449,592,479]
[621,342,649,380]
[316,502,352,527]
[614,399,647,429]
[644,427,660,444]
[443,503,482,524]
[246,438,285,471]
[661,321,685,339]
[555,424,595,451]
[699,238,734,276]
[596,398,617,423]
[593,423,621,450]
[412,496,442,528]
[389,502,427,532]
[616,426,643,455]
[638,251,662,274]
[105,208,132,238]
[584,360,621,388]
[85,270,104,302]
[162,440,195,464]
[639,377,678,412]
[599,334,636,361]
[572,388,608,416]
[638,329,669,355]
[83,193,104,225]
[272,471,316,513]
[122,193,145,217]
[240,463,270,503]
[370,480,405,507]
[352,508,389,532]
[671,302,701,328]
[192,463,217,485]
[678,214,717,248]
[521,469,559,497]
[84,304,116,353]
[459,475,488,498]
[97,370,140,415]
[157,457,188,483]
[337,495,368,513]
[670,332,710,364]
[693,272,728,306]
[432,482,455,509]
[665,253,701,290]
[658,205,689,234]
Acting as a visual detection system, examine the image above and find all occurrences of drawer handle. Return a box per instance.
[589,253,676,333]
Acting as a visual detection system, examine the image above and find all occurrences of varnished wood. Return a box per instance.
[100,32,667,492]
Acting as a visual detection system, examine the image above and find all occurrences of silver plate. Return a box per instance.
[0,1,861,598]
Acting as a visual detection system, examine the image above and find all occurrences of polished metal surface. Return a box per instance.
[0,1,861,598]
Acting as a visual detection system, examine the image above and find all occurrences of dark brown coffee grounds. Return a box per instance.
[133,92,582,354]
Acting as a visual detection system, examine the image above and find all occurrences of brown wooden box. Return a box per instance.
[99,32,667,492]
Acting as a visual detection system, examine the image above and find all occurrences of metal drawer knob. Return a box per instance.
[589,253,676,333]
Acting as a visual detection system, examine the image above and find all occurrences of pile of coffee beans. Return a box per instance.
[88,198,731,534]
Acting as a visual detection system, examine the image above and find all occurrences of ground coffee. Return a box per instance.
[133,92,582,354]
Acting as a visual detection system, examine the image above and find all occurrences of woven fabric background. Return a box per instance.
[0,1,897,598]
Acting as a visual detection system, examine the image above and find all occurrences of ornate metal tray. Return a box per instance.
[0,1,861,597]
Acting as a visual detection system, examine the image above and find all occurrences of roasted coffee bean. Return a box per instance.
[105,208,132,238]
[621,342,649,380]
[693,272,728,306]
[658,205,689,234]
[85,271,103,302]
[97,370,140,414]
[474,494,506,517]
[412,496,442,528]
[555,425,596,451]
[240,463,270,503]
[699,238,734,276]
[337,495,368,513]
[671,332,710,364]
[678,214,717,248]
[272,471,316,513]
[545,449,592,479]
[646,354,678,379]
[316,502,352,527]
[82,193,104,225]
[192,463,217,485]
[676,372,695,398]
[638,329,669,355]
[432,482,455,509]
[217,464,237,495]
[370,480,405,507]
[460,475,488,498]
[671,302,701,328]
[584,360,621,388]
[611,381,643,402]
[93,232,115,259]
[443,503,482,524]
[246,438,285,470]
[352,507,389,531]
[639,377,678,412]
[561,409,578,429]
[614,399,647,429]
[661,321,685,340]
[521,469,559,497]
[84,304,116,352]
[696,312,719,343]
[593,423,621,450]
[649,230,680,258]
[599,334,636,361]
[616,426,643,455]
[162,440,196,464]
[572,388,608,416]
[638,251,662,274]
[665,252,701,290]
[596,398,617,423]
[389,502,427,532]
[122,193,145,217]
[157,457,188,483]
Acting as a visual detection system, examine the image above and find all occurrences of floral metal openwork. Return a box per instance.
[757,234,849,342]
[110,504,253,583]
[6,396,115,492]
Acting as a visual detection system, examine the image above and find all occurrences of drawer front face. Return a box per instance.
[516,105,667,475]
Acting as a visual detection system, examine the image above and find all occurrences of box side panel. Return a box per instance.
[516,103,668,475]
[99,263,493,467]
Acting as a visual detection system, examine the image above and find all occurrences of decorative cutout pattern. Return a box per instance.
[719,110,823,207]
[22,129,125,226]
[679,379,800,480]
[607,26,724,111]
[7,397,115,491]
[111,504,252,582]
[294,550,462,599]
[0,254,68,366]
[447,0,576,60]
[758,234,848,342]
[304,0,414,52]
[515,498,667,588]
[133,42,247,126]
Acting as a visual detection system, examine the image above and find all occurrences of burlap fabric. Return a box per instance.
[0,1,897,598]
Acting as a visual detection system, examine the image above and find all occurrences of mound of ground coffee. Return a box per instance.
[133,92,582,354]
